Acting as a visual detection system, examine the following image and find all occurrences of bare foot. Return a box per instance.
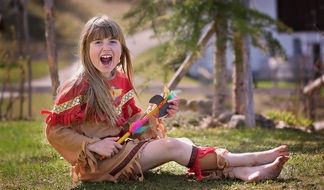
[226,155,289,182]
[255,145,289,165]
[225,145,289,167]
[247,156,289,182]
[246,155,289,182]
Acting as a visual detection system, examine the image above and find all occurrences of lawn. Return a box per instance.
[0,120,323,190]
[2,2,323,188]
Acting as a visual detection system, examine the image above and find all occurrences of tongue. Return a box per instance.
[100,57,111,65]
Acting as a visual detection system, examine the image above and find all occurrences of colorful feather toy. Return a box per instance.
[117,87,176,143]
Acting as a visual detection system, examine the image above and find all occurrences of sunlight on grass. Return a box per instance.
[0,59,70,83]
[0,121,72,189]
[266,110,313,127]
[0,92,54,121]
[0,120,323,189]
[255,80,297,89]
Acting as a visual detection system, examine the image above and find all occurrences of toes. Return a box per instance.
[277,155,289,166]
[277,145,289,156]
[279,151,290,156]
[282,155,290,162]
[278,145,289,152]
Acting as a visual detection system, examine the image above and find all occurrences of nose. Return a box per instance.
[103,42,111,51]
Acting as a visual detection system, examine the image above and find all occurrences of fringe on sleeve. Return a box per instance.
[42,80,88,128]
[72,139,100,183]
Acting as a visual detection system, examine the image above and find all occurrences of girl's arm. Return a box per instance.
[46,124,122,162]
[46,125,100,164]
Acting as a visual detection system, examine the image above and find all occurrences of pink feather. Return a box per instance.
[129,117,149,134]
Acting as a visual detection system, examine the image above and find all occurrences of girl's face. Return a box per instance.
[89,37,122,78]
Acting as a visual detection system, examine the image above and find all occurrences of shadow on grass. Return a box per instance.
[70,170,301,190]
[274,178,301,183]
[288,143,324,154]
[261,128,324,154]
[20,155,55,164]
[210,127,324,153]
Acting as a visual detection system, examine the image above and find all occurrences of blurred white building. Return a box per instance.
[189,0,324,82]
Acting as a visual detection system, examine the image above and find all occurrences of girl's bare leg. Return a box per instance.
[138,138,289,182]
[139,138,289,169]
[224,145,289,167]
[224,155,289,182]
[139,138,194,171]
[197,145,289,171]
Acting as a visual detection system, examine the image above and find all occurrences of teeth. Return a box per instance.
[100,54,112,65]
[101,55,112,58]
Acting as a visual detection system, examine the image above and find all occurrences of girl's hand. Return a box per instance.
[87,137,122,158]
[166,98,179,118]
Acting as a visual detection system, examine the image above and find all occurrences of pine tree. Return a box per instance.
[124,0,289,127]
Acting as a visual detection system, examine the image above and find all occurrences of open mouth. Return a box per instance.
[100,55,112,66]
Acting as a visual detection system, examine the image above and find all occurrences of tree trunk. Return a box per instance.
[212,18,227,117]
[167,24,214,90]
[0,64,12,119]
[44,0,60,97]
[232,33,245,114]
[232,32,255,127]
[5,67,14,120]
[14,0,26,119]
[243,0,255,127]
[18,59,26,119]
[242,35,255,127]
[0,80,5,118]
[22,0,32,119]
[303,74,324,94]
[307,46,322,120]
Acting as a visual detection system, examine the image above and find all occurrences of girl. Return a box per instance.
[43,15,289,183]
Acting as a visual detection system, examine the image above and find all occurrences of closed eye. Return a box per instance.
[110,39,118,44]
[95,40,102,44]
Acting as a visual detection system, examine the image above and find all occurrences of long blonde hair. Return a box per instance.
[76,15,134,127]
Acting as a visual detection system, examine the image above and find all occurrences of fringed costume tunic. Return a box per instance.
[43,71,165,183]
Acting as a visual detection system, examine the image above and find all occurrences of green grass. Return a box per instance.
[0,59,70,83]
[255,80,297,89]
[0,121,72,190]
[0,92,57,122]
[266,110,313,127]
[0,120,323,190]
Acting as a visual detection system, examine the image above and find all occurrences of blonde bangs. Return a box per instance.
[88,21,121,42]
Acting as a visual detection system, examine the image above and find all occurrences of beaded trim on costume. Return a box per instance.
[51,89,134,115]
[52,95,84,114]
[115,89,134,115]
